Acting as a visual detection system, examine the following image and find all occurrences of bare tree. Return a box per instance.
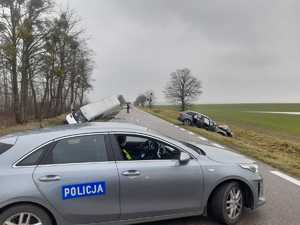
[0,0,24,123]
[145,90,155,108]
[134,94,147,107]
[19,0,53,122]
[0,1,94,124]
[118,95,126,106]
[164,68,202,111]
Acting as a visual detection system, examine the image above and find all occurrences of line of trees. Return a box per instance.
[0,0,93,123]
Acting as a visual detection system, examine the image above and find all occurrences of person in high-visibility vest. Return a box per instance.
[117,135,133,160]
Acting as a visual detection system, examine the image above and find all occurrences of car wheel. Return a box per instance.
[0,204,53,225]
[183,119,192,126]
[208,182,243,225]
[217,131,227,136]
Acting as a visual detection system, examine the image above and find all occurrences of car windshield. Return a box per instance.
[187,112,196,116]
[72,110,88,123]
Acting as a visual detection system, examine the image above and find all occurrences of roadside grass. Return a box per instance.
[0,114,66,137]
[0,113,113,138]
[143,105,300,178]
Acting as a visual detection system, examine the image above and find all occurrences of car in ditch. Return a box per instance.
[178,111,233,137]
[65,96,122,124]
[0,122,264,225]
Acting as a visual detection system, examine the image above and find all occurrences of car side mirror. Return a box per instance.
[179,152,190,165]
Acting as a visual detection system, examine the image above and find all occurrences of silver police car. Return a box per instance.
[0,122,265,225]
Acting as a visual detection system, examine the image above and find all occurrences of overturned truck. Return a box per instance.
[65,96,122,124]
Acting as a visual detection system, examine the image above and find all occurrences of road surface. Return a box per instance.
[113,107,300,225]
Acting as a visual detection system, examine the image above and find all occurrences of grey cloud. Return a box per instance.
[59,0,300,103]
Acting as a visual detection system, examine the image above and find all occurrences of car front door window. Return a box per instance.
[114,134,180,161]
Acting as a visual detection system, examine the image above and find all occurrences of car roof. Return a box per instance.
[183,111,197,115]
[185,111,205,116]
[0,122,155,167]
[2,122,149,140]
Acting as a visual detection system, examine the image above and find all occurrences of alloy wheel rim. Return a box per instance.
[3,212,42,225]
[226,187,243,220]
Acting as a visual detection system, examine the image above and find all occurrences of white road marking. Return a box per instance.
[188,131,195,136]
[198,136,208,141]
[174,125,179,128]
[270,171,300,187]
[213,143,225,149]
[247,111,300,116]
[180,128,186,131]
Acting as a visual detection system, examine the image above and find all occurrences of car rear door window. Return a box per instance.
[41,134,108,165]
[0,143,13,155]
[16,143,54,166]
[187,112,196,116]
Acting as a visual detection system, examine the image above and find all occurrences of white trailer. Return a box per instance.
[65,96,122,124]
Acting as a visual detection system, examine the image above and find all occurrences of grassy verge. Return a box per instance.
[143,107,300,178]
[0,113,113,137]
[0,114,66,137]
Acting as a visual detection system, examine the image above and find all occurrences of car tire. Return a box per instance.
[0,204,53,225]
[183,119,192,126]
[208,182,244,225]
[217,131,227,136]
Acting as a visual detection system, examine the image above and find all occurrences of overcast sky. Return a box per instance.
[58,0,300,103]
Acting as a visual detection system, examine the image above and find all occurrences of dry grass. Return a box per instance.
[0,114,66,137]
[145,108,300,178]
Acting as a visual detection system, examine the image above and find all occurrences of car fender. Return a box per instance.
[203,175,256,208]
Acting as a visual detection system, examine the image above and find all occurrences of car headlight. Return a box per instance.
[240,163,259,173]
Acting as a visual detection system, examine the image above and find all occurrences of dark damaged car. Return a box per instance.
[178,111,233,137]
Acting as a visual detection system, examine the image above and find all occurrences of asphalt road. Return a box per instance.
[113,107,300,225]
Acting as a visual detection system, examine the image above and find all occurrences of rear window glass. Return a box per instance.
[16,143,54,167]
[0,143,14,155]
[41,134,108,165]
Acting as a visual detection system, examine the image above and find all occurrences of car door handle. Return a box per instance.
[122,170,141,177]
[39,175,61,182]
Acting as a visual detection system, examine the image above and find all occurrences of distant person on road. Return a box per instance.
[126,103,130,114]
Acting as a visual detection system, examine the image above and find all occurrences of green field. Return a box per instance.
[145,103,300,177]
[187,104,300,142]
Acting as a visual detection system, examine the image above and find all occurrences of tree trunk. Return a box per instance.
[40,75,50,120]
[20,46,30,122]
[29,69,38,119]
[9,2,21,123]
[11,55,21,123]
[181,97,186,111]
[80,87,84,106]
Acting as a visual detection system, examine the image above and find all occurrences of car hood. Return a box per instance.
[194,143,254,164]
